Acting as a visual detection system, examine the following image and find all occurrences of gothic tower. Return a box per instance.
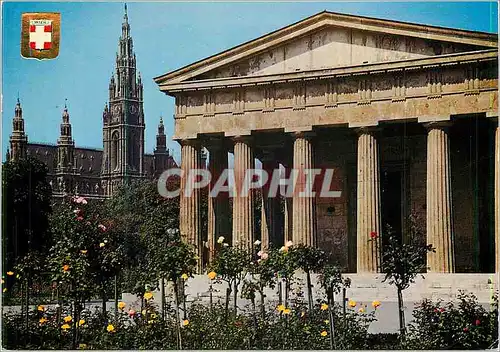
[56,104,78,194]
[56,103,75,172]
[101,4,145,196]
[9,98,28,161]
[153,116,169,176]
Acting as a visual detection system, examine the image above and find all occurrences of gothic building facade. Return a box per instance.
[7,6,177,199]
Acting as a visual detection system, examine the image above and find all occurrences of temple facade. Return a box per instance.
[155,11,499,273]
[7,6,177,200]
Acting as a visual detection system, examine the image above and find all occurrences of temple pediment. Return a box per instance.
[155,11,497,87]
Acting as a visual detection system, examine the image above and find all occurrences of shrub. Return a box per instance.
[404,291,498,349]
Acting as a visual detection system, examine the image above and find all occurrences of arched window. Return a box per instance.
[111,131,119,171]
[129,133,137,170]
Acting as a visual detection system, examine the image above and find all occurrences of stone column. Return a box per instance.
[356,127,381,273]
[282,165,293,244]
[261,155,280,248]
[292,132,316,246]
[495,118,500,273]
[179,139,202,270]
[425,122,454,273]
[207,141,230,262]
[232,136,255,251]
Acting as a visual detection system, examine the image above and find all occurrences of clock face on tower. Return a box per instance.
[129,104,138,115]
[112,105,121,115]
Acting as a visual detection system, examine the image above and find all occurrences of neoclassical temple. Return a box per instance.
[155,11,499,273]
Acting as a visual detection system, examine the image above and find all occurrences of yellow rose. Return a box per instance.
[107,324,115,333]
[320,330,328,337]
[99,242,105,248]
[144,291,153,300]
[276,304,285,312]
[118,301,126,310]
[39,317,48,325]
[78,319,85,326]
[181,273,188,280]
[182,319,189,326]
[61,323,71,330]
[324,319,329,324]
[320,303,328,311]
[207,271,217,280]
[348,300,356,307]
[63,315,72,323]
[372,300,381,309]
[6,271,14,276]
[358,307,365,313]
[283,308,291,315]
[37,305,45,312]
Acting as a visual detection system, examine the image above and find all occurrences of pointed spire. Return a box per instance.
[122,3,130,37]
[15,97,22,117]
[62,99,69,123]
[155,115,167,153]
[10,96,28,161]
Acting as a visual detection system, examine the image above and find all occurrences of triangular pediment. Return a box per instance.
[155,11,497,86]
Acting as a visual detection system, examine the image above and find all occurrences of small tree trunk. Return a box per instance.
[397,288,406,336]
[328,287,336,350]
[284,279,289,308]
[342,287,346,329]
[101,276,107,323]
[224,286,231,322]
[56,287,61,322]
[306,270,313,315]
[72,298,78,350]
[24,279,29,333]
[114,275,119,322]
[209,283,213,312]
[278,281,282,305]
[173,281,183,350]
[260,289,265,320]
[233,280,238,315]
[161,278,166,319]
[182,279,187,320]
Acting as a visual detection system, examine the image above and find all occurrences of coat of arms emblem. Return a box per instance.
[21,12,60,60]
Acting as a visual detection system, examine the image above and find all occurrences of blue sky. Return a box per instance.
[2,1,498,163]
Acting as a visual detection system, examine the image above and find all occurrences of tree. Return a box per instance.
[2,157,52,285]
[290,244,328,315]
[104,179,180,295]
[381,222,434,338]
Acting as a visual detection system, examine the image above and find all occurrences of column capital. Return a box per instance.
[178,138,201,147]
[291,131,316,140]
[231,135,253,144]
[423,120,453,131]
[354,126,382,136]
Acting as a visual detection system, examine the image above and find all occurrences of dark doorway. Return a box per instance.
[381,168,403,245]
[451,116,495,273]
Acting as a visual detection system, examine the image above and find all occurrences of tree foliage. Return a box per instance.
[2,157,52,274]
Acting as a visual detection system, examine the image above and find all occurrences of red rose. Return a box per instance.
[440,308,444,313]
[370,231,378,239]
[463,327,469,332]
[475,319,480,326]
[434,308,439,313]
